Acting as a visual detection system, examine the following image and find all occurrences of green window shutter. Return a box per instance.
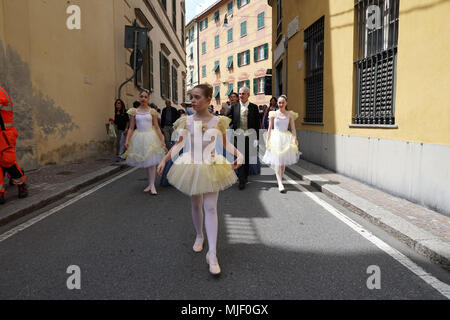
[213,86,220,98]
[253,79,258,95]
[264,43,269,60]
[228,28,233,42]
[205,18,208,28]
[241,22,247,37]
[237,53,241,67]
[214,11,219,22]
[215,35,219,48]
[258,12,265,29]
[228,2,233,15]
[227,56,233,69]
[226,83,233,96]
[246,50,250,65]
[237,0,241,9]
[254,47,258,62]
[246,80,250,91]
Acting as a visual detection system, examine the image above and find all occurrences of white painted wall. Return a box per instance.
[298,130,450,216]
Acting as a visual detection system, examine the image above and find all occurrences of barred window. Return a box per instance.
[304,16,324,124]
[354,0,399,125]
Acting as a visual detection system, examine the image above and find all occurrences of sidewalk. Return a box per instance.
[0,157,128,227]
[285,158,450,271]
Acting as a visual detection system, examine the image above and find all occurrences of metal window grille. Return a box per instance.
[354,0,399,125]
[304,16,324,123]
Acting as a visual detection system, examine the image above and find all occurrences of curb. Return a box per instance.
[285,164,450,272]
[0,164,129,227]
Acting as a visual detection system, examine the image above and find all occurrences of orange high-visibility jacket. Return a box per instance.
[0,86,18,164]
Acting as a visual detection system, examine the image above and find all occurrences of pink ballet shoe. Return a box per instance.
[193,237,204,253]
[206,253,221,275]
[143,186,151,193]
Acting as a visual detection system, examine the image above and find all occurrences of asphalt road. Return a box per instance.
[0,166,449,300]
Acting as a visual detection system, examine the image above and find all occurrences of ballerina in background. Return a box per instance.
[124,90,166,195]
[262,95,301,193]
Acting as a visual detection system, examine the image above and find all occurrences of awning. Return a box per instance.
[226,85,233,96]
[227,56,233,69]
[213,61,220,72]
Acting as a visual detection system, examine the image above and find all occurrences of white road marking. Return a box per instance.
[0,168,138,243]
[284,172,450,299]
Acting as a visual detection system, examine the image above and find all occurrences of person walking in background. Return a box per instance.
[0,85,28,205]
[114,99,129,162]
[157,84,243,275]
[161,100,180,148]
[262,95,301,193]
[227,87,260,190]
[261,97,278,129]
[124,90,166,195]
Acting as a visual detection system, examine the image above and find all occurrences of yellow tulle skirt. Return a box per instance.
[167,153,238,196]
[123,129,166,167]
[262,130,301,166]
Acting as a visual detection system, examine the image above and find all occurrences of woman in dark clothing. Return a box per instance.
[114,99,130,162]
[261,97,278,129]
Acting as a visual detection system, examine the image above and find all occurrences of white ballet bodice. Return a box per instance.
[135,112,154,132]
[274,113,291,131]
[185,115,221,162]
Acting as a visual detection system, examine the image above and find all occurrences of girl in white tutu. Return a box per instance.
[157,84,243,275]
[262,95,301,193]
[124,90,166,195]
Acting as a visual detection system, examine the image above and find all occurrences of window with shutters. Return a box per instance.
[215,35,220,49]
[353,0,399,125]
[190,71,194,85]
[160,0,167,11]
[226,83,234,96]
[213,60,220,73]
[276,0,282,41]
[238,50,250,67]
[160,52,171,100]
[255,77,265,94]
[172,66,178,104]
[227,28,233,43]
[238,80,250,92]
[257,12,265,30]
[240,21,247,37]
[202,65,206,78]
[149,40,154,91]
[227,2,233,15]
[213,86,220,99]
[238,0,249,9]
[172,0,177,30]
[304,16,324,124]
[214,10,220,22]
[202,41,206,54]
[254,44,269,62]
[188,28,194,43]
[227,56,233,69]
[189,47,193,60]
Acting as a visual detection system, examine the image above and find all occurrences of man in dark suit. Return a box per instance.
[161,100,180,148]
[227,87,260,190]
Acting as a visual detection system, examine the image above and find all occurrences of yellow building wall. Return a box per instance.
[199,0,273,110]
[0,0,186,168]
[275,0,450,146]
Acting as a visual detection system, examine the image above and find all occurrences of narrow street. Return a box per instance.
[0,166,449,300]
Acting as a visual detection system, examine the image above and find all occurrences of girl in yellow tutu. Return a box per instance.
[157,84,243,275]
[124,90,166,195]
[262,95,301,193]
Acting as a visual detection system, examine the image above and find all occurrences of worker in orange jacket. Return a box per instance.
[0,85,28,205]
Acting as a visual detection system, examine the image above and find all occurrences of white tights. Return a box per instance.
[146,166,156,189]
[191,192,219,257]
[275,165,286,189]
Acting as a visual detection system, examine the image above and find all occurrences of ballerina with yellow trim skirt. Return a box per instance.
[123,90,167,195]
[157,84,243,276]
[262,95,301,193]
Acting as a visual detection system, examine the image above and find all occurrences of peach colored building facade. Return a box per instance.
[197,0,273,112]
